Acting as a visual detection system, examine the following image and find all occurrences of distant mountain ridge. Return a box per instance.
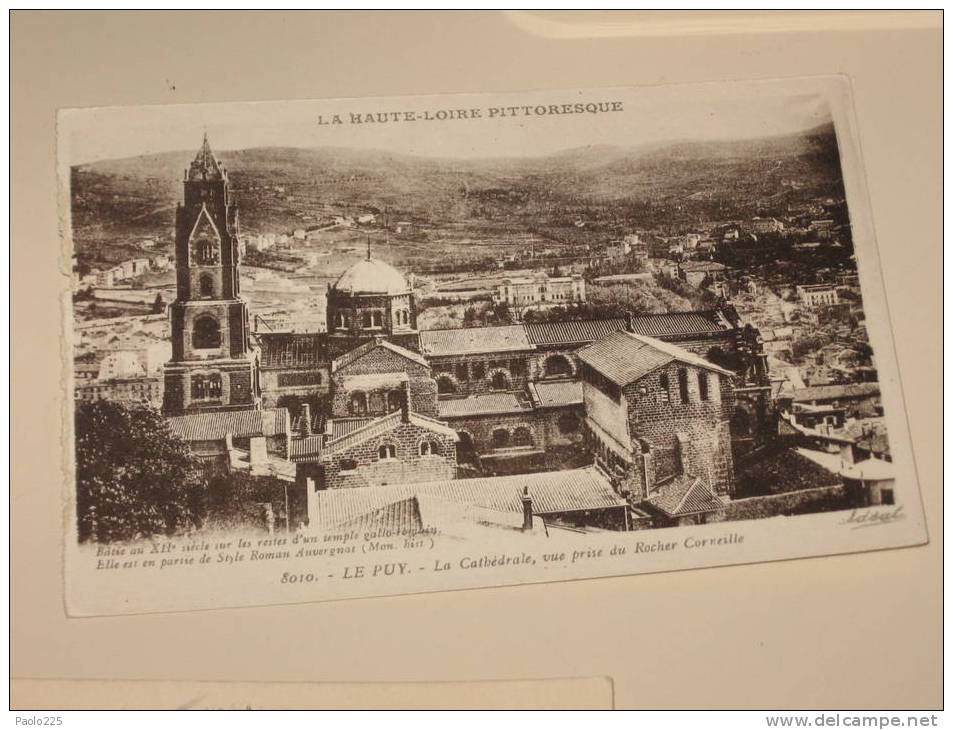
[70,122,844,262]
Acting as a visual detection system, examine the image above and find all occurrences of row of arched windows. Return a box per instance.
[376,440,444,460]
[191,372,222,400]
[490,426,534,449]
[333,309,411,330]
[437,370,511,395]
[349,389,404,416]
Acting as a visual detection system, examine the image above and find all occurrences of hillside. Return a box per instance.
[69,123,846,265]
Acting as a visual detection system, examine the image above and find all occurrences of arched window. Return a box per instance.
[350,391,368,416]
[698,372,710,401]
[387,390,403,412]
[491,428,510,449]
[371,311,383,328]
[335,313,346,329]
[544,354,572,378]
[659,373,671,403]
[490,371,510,390]
[513,427,533,447]
[198,274,214,298]
[378,443,396,460]
[190,372,222,400]
[677,368,690,404]
[436,375,456,395]
[193,238,219,265]
[192,316,221,349]
[419,441,432,456]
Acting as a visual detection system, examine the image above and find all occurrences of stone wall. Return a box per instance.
[443,411,542,454]
[330,345,438,418]
[429,353,531,397]
[260,367,330,409]
[627,361,735,496]
[723,484,850,521]
[321,419,457,490]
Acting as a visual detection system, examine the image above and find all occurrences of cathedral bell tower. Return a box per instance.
[162,135,260,416]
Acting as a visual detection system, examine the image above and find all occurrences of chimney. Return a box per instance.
[521,487,533,531]
[300,403,312,437]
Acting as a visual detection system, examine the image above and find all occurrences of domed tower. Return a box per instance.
[162,134,260,416]
[325,248,420,357]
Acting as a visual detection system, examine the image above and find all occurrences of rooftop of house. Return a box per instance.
[312,409,458,459]
[332,337,428,372]
[791,382,880,402]
[578,331,733,387]
[419,324,532,357]
[797,284,838,292]
[629,310,734,339]
[437,392,532,418]
[308,466,627,531]
[680,261,728,273]
[334,493,545,538]
[166,407,290,443]
[257,332,327,369]
[647,474,725,518]
[528,380,584,408]
[523,318,629,347]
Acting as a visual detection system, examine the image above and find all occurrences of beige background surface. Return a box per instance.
[11,11,942,709]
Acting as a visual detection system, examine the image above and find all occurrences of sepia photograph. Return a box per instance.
[58,76,926,615]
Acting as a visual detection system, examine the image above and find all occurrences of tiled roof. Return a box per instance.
[791,382,880,403]
[630,310,733,338]
[437,393,532,418]
[309,467,627,529]
[338,497,423,534]
[332,337,428,372]
[327,417,377,440]
[523,318,629,346]
[166,408,289,443]
[258,333,327,369]
[648,474,725,517]
[529,380,583,408]
[419,325,533,357]
[288,435,324,460]
[680,261,727,272]
[317,410,457,458]
[578,331,733,386]
[418,311,739,356]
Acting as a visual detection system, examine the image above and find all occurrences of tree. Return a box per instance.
[75,401,207,543]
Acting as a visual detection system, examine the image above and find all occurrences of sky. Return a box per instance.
[59,78,836,166]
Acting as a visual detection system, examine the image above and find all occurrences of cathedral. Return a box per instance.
[164,136,773,532]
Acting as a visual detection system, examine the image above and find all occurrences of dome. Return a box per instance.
[332,258,409,295]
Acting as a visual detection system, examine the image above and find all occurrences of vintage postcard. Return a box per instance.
[58,76,927,616]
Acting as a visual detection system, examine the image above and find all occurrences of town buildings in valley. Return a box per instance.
[797,284,840,307]
[85,136,879,533]
[493,272,586,314]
